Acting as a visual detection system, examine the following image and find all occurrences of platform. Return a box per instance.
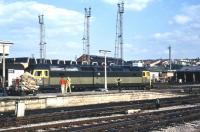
[0,90,186,112]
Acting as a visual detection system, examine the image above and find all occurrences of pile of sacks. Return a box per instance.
[19,72,39,91]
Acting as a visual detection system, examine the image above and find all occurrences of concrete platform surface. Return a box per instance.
[0,90,185,112]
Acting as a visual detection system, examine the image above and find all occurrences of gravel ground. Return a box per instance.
[153,120,200,132]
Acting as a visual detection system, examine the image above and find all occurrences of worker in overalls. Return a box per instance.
[65,77,72,93]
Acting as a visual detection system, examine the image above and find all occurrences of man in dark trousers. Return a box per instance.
[116,78,122,92]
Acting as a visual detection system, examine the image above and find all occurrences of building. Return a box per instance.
[76,54,123,66]
[175,66,200,83]
[0,64,24,87]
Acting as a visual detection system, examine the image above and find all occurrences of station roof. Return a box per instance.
[0,64,24,70]
[176,66,200,72]
[76,54,123,65]
[147,66,167,72]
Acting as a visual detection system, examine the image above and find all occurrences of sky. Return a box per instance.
[0,0,200,61]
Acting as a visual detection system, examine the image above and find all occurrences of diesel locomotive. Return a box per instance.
[24,64,151,92]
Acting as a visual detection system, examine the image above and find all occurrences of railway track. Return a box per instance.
[0,95,200,131]
[2,105,200,132]
[153,83,200,92]
[70,106,200,132]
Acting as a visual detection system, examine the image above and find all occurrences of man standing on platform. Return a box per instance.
[116,78,122,92]
[66,77,72,93]
[59,76,65,94]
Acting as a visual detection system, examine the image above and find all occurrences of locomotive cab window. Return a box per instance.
[44,70,49,77]
[30,70,34,75]
[143,72,145,76]
[34,71,42,76]
[33,70,49,78]
[142,71,150,77]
